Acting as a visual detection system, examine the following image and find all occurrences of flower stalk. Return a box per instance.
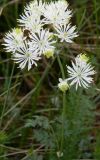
[57,55,66,153]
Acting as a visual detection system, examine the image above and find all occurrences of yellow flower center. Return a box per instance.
[26,52,31,57]
[63,32,67,37]
[15,28,22,34]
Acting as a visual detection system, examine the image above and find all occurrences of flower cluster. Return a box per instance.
[58,54,95,91]
[3,0,78,70]
[3,0,95,90]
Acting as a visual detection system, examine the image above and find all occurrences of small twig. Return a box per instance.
[21,145,45,160]
[0,150,27,158]
[0,144,27,152]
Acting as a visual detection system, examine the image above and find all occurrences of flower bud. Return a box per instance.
[79,53,89,62]
[57,151,63,158]
[43,49,54,58]
[58,78,69,92]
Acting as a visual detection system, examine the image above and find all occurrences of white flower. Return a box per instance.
[25,0,45,17]
[12,41,40,70]
[67,54,95,90]
[18,0,45,32]
[55,23,78,43]
[58,78,69,92]
[29,29,56,56]
[43,0,72,26]
[3,28,24,53]
[18,14,43,33]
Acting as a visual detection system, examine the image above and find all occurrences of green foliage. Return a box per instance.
[25,116,50,129]
[23,88,96,159]
[0,132,8,160]
[25,116,55,149]
[0,132,8,144]
[94,130,100,159]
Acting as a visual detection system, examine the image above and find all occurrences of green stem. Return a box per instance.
[0,64,15,129]
[61,92,66,151]
[57,55,65,79]
[57,55,66,152]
